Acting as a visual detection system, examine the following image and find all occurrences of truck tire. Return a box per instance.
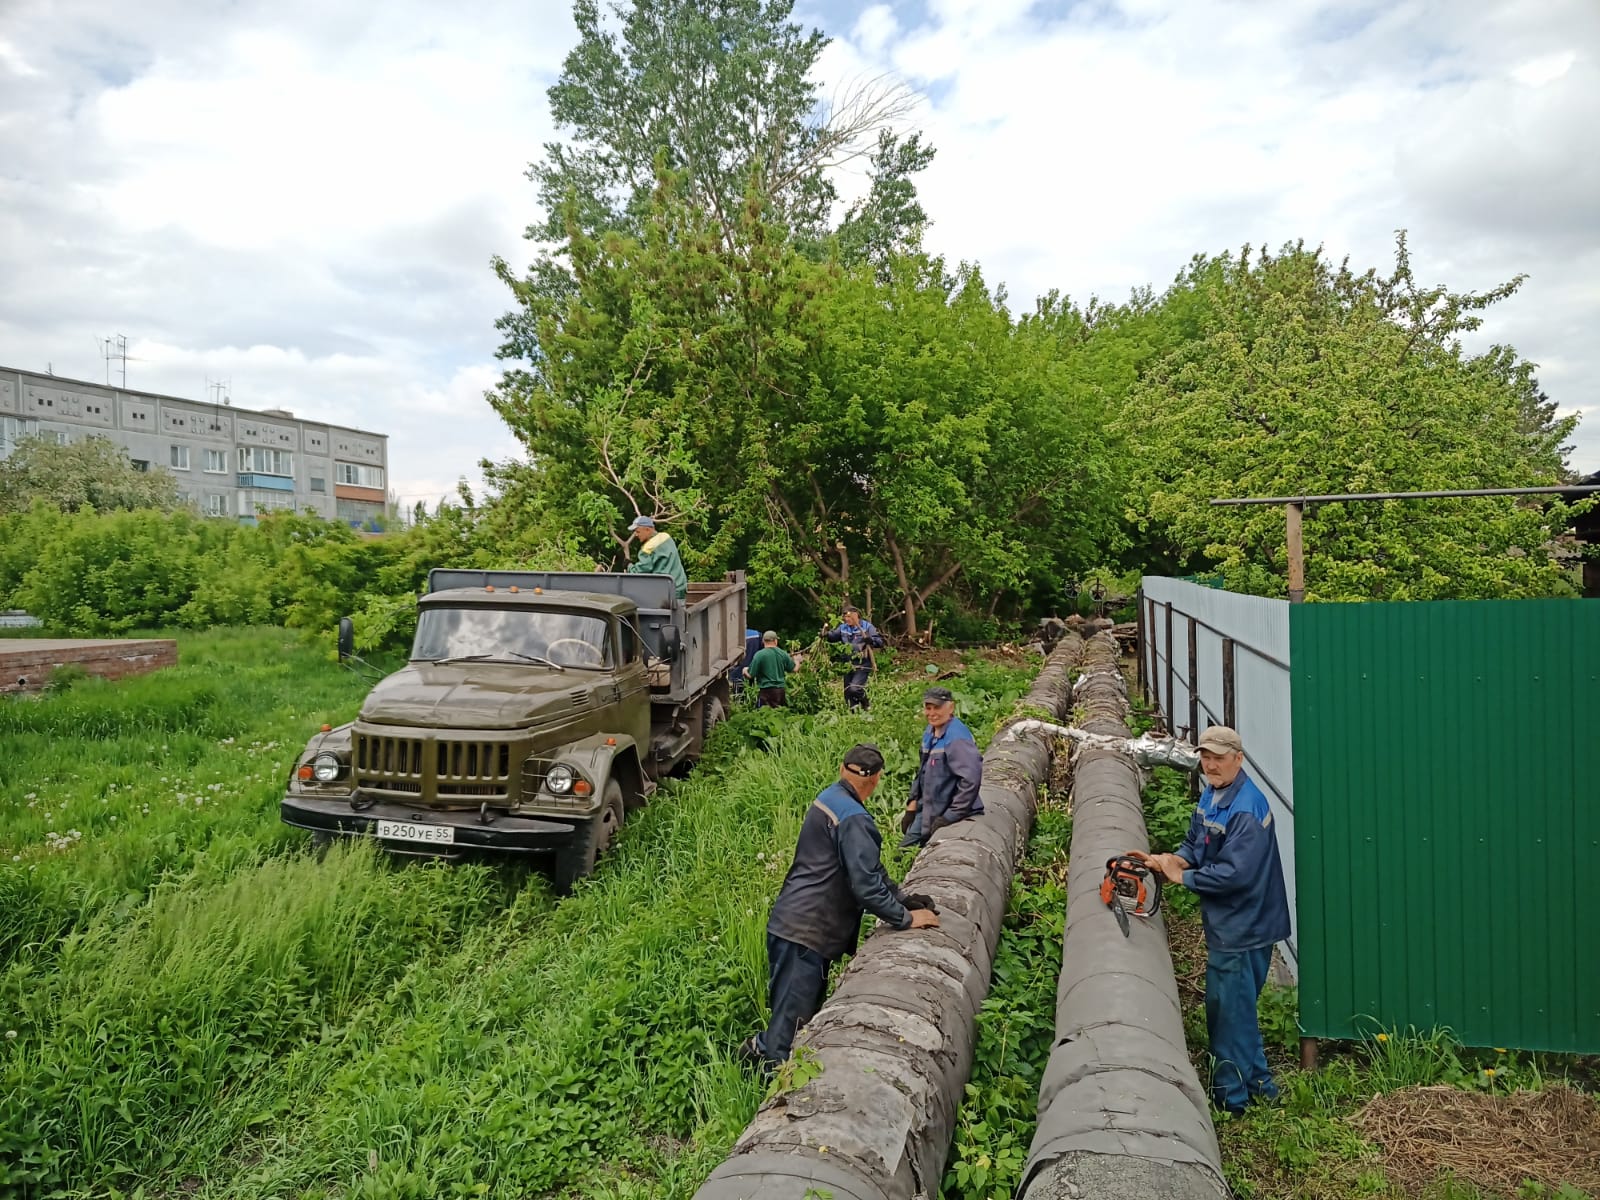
[552,779,625,894]
[703,695,727,745]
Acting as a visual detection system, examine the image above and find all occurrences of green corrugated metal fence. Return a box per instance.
[1292,599,1600,1053]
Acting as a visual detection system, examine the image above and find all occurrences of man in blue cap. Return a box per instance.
[900,685,984,847]
[624,515,688,599]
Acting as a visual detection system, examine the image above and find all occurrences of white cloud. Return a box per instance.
[1,0,1596,523]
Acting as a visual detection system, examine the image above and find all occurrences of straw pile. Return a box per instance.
[1351,1084,1600,1196]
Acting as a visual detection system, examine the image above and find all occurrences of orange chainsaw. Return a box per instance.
[1100,855,1163,937]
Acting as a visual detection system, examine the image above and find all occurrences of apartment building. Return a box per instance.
[0,365,388,526]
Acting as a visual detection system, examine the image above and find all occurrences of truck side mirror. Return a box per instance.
[660,625,682,661]
[337,617,354,662]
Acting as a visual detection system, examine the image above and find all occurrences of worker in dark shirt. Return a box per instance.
[1134,725,1290,1115]
[740,743,940,1068]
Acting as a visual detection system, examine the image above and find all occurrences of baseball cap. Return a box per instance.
[842,743,885,776]
[922,686,955,705]
[1196,725,1243,754]
[762,630,779,641]
[628,514,656,530]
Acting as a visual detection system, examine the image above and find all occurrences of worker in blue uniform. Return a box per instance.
[740,743,939,1068]
[1135,725,1290,1115]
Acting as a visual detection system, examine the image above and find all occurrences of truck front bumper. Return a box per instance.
[281,793,580,856]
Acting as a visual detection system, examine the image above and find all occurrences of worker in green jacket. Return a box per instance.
[744,631,797,707]
[625,515,689,599]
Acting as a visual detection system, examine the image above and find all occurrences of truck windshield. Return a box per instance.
[412,608,614,669]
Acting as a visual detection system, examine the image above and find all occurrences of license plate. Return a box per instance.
[376,819,456,845]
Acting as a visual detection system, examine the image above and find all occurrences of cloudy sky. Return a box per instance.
[1,0,1595,509]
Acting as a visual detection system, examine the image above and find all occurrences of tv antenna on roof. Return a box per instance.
[99,334,129,388]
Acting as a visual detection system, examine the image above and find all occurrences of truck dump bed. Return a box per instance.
[424,569,747,706]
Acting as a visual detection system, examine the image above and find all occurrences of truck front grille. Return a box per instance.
[355,733,515,803]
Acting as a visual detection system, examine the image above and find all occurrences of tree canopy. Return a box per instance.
[1117,238,1581,600]
[0,436,185,516]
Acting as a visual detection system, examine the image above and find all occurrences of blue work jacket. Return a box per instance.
[1177,769,1291,953]
[908,718,984,832]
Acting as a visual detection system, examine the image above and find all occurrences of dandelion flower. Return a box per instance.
[3,1030,15,1040]
[1494,1048,1507,1054]
[1485,1068,1496,1077]
[1376,1033,1388,1043]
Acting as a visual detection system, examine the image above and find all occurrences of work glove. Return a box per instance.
[899,806,917,834]
[901,892,938,914]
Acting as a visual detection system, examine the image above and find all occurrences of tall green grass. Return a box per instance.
[0,628,375,964]
[0,631,1036,1199]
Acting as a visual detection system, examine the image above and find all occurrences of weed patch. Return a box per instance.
[941,805,1071,1200]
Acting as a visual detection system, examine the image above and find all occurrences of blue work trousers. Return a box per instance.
[1205,944,1277,1113]
[842,667,871,710]
[756,933,831,1065]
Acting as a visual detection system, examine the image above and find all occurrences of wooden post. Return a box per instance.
[1286,501,1306,603]
[1301,1036,1319,1071]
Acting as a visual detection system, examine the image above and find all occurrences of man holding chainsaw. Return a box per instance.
[1134,725,1290,1115]
[739,743,939,1069]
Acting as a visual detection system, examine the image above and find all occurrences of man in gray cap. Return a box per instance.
[623,514,688,599]
[900,685,984,848]
[743,630,797,707]
[1134,724,1290,1116]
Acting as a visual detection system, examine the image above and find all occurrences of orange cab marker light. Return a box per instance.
[485,585,495,592]
[297,764,314,780]
[509,585,519,593]
[573,780,593,796]
[534,587,543,594]
[605,737,617,746]
[320,724,332,733]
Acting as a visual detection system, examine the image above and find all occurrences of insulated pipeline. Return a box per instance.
[694,636,1086,1200]
[1020,632,1227,1200]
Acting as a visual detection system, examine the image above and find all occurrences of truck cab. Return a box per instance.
[281,569,746,889]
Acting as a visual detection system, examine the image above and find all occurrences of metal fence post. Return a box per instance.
[1222,638,1236,728]
[1163,603,1174,734]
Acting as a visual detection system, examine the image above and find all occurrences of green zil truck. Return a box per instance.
[281,568,747,889]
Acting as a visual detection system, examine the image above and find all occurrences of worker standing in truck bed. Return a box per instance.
[625,515,688,599]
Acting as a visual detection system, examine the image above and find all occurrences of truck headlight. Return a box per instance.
[546,764,576,795]
[312,752,343,782]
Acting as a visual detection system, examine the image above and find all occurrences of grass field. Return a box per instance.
[0,628,1038,1199]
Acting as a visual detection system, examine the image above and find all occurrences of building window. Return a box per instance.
[0,417,36,455]
[239,489,296,514]
[204,449,227,473]
[205,494,229,517]
[237,446,294,476]
[310,476,326,493]
[336,497,386,525]
[131,458,149,472]
[335,462,385,489]
[170,445,190,470]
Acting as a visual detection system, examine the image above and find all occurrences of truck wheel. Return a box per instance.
[552,779,625,894]
[703,696,727,745]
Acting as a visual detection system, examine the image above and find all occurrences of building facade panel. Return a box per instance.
[0,365,387,527]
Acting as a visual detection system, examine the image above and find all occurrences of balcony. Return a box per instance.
[237,473,295,491]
